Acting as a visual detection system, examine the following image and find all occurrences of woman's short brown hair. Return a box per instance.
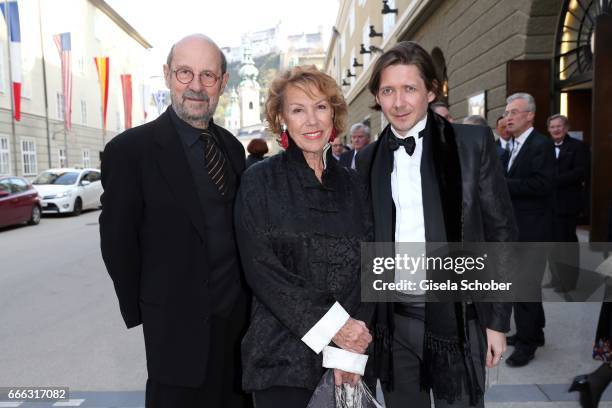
[265,65,348,137]
[368,41,440,111]
[247,138,269,156]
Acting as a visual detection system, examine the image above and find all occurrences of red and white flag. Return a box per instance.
[53,32,72,129]
[0,1,22,121]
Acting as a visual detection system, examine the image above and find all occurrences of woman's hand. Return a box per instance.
[332,318,372,354]
[333,368,361,386]
[486,328,507,368]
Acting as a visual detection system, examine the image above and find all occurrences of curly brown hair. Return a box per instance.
[265,65,348,138]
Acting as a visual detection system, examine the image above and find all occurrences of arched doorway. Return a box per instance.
[554,0,612,240]
[431,47,449,103]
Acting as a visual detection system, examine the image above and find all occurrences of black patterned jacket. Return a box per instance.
[235,141,374,392]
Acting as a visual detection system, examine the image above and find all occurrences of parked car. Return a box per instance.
[0,176,41,228]
[32,168,103,216]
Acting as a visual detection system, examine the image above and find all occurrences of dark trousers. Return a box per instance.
[548,215,580,291]
[512,245,546,350]
[252,387,313,408]
[512,302,545,349]
[145,297,251,408]
[382,313,486,408]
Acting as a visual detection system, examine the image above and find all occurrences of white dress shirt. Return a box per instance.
[500,137,513,152]
[391,115,428,295]
[507,126,533,171]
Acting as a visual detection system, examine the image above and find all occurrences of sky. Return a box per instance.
[106,0,340,77]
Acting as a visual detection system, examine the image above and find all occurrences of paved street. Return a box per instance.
[0,212,610,407]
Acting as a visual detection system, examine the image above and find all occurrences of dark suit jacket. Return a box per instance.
[554,135,586,216]
[338,149,356,168]
[505,129,555,241]
[358,115,516,334]
[99,108,245,387]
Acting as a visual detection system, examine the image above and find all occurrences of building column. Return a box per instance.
[590,12,612,241]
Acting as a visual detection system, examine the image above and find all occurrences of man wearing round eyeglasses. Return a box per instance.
[502,92,554,369]
[100,34,250,408]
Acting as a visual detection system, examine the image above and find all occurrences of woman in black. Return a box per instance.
[235,65,373,407]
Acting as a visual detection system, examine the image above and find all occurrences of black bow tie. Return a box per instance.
[388,133,416,156]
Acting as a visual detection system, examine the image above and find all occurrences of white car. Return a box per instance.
[32,168,103,215]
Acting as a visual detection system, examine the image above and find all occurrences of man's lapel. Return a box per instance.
[210,122,244,178]
[370,126,395,242]
[153,110,206,241]
[508,129,536,176]
[420,117,446,242]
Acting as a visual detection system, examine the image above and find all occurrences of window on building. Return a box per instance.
[362,18,371,68]
[116,112,121,132]
[0,135,10,175]
[358,0,366,6]
[249,101,253,110]
[78,56,85,76]
[58,147,67,168]
[57,92,65,120]
[21,138,37,176]
[81,100,87,125]
[340,30,346,59]
[383,0,396,39]
[82,149,91,168]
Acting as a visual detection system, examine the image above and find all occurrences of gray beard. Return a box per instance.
[171,93,217,129]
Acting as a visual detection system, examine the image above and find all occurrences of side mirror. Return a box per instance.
[0,189,9,198]
[81,180,91,186]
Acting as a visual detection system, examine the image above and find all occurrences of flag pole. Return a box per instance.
[3,0,17,175]
[37,0,52,168]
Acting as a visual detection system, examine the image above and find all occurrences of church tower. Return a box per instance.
[224,88,241,135]
[238,44,261,127]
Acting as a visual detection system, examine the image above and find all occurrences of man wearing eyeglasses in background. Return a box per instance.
[502,93,555,368]
[100,34,251,408]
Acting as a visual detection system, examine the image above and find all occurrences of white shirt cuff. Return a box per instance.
[301,301,350,354]
[322,346,369,375]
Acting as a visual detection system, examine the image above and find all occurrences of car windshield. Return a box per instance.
[33,171,79,185]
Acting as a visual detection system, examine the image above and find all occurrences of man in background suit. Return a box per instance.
[503,93,555,368]
[100,34,250,408]
[546,114,587,293]
[495,116,513,168]
[339,123,371,169]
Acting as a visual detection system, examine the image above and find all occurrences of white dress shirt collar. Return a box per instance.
[391,113,428,140]
[514,126,533,145]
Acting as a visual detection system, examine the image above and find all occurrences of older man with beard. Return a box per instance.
[100,34,251,408]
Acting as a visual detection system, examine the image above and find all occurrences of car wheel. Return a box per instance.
[28,205,41,225]
[72,197,83,216]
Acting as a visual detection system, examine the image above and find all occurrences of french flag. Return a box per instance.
[0,1,21,121]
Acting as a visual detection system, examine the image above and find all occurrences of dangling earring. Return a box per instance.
[329,127,337,142]
[280,123,289,149]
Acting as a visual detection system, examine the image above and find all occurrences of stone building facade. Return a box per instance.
[325,0,612,239]
[0,0,150,178]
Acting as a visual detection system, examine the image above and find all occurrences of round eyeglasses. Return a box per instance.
[173,68,220,87]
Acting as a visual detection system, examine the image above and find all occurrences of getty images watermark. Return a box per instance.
[360,242,612,302]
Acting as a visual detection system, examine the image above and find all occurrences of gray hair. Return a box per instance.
[166,35,227,75]
[506,93,536,113]
[349,123,371,138]
[463,115,488,126]
[546,113,569,128]
[430,101,449,110]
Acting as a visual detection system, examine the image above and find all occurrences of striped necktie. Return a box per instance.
[201,130,229,196]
